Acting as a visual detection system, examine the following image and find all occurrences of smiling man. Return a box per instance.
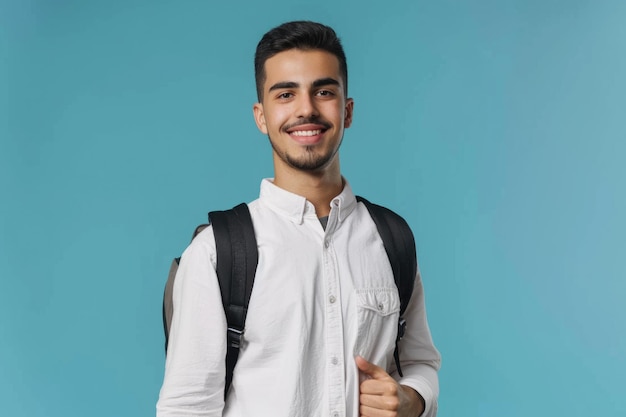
[253,47,351,216]
[157,21,440,417]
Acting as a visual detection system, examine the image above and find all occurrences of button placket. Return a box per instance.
[322,207,345,417]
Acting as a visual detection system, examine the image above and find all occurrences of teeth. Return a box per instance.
[291,129,322,137]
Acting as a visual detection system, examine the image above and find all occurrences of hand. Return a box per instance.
[356,356,425,417]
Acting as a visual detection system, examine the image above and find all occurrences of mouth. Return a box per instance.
[285,123,329,145]
[291,129,323,137]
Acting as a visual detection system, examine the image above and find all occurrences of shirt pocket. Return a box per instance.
[355,287,401,361]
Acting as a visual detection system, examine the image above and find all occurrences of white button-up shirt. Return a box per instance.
[157,179,441,417]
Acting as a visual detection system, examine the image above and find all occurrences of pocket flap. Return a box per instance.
[356,288,400,316]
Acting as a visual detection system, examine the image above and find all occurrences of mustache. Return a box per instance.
[282,118,331,132]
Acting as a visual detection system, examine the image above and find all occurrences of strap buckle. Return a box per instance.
[397,317,407,341]
[227,327,244,349]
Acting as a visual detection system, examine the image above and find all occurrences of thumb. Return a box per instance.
[355,356,389,380]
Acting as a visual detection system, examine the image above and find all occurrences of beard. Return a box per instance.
[267,134,342,172]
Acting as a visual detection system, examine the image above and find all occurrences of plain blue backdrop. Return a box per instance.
[1,0,625,416]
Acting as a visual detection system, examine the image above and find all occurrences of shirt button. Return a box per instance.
[378,302,385,312]
[329,295,336,304]
[332,412,339,417]
[331,357,339,365]
[324,240,330,248]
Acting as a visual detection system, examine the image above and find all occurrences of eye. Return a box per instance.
[316,89,334,97]
[277,92,293,99]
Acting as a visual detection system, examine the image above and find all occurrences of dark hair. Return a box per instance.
[254,21,348,101]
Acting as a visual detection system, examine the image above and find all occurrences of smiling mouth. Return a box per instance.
[291,129,323,137]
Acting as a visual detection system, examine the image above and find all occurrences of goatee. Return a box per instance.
[267,135,341,172]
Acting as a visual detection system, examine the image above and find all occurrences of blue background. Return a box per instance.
[1,0,625,416]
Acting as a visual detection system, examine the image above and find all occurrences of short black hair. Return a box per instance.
[254,21,348,101]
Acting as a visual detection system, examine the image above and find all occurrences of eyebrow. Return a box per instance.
[268,77,341,92]
[268,81,298,92]
[312,77,340,88]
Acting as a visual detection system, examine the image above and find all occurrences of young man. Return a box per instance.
[157,21,440,417]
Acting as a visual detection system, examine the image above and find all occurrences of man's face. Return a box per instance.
[253,49,353,173]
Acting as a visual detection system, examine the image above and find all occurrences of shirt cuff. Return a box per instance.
[399,365,439,417]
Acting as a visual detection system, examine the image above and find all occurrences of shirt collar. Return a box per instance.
[259,178,357,225]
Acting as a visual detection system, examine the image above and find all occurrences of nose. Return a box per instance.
[296,93,319,119]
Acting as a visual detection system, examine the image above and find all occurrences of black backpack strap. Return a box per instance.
[209,203,258,397]
[356,196,417,377]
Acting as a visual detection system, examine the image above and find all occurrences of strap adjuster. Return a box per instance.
[227,327,244,348]
[397,317,407,341]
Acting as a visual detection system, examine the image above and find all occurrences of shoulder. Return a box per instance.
[357,196,409,220]
[180,223,217,270]
[247,198,262,215]
[356,197,415,239]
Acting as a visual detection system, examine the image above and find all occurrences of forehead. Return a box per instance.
[263,49,343,89]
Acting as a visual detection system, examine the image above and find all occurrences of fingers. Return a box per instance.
[360,378,399,396]
[355,356,391,380]
[360,391,400,410]
[359,403,398,417]
[356,356,406,416]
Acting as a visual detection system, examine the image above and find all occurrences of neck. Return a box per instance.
[273,159,343,218]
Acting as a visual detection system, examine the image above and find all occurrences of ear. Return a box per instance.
[253,102,268,134]
[344,98,354,129]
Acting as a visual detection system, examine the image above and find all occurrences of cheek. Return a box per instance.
[265,108,291,132]
[323,102,345,123]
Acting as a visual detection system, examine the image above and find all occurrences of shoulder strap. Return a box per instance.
[209,203,258,396]
[356,196,417,377]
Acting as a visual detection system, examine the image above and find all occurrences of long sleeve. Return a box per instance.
[392,269,441,417]
[156,181,441,417]
[157,227,227,417]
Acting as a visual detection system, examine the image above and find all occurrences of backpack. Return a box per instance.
[162,197,417,397]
